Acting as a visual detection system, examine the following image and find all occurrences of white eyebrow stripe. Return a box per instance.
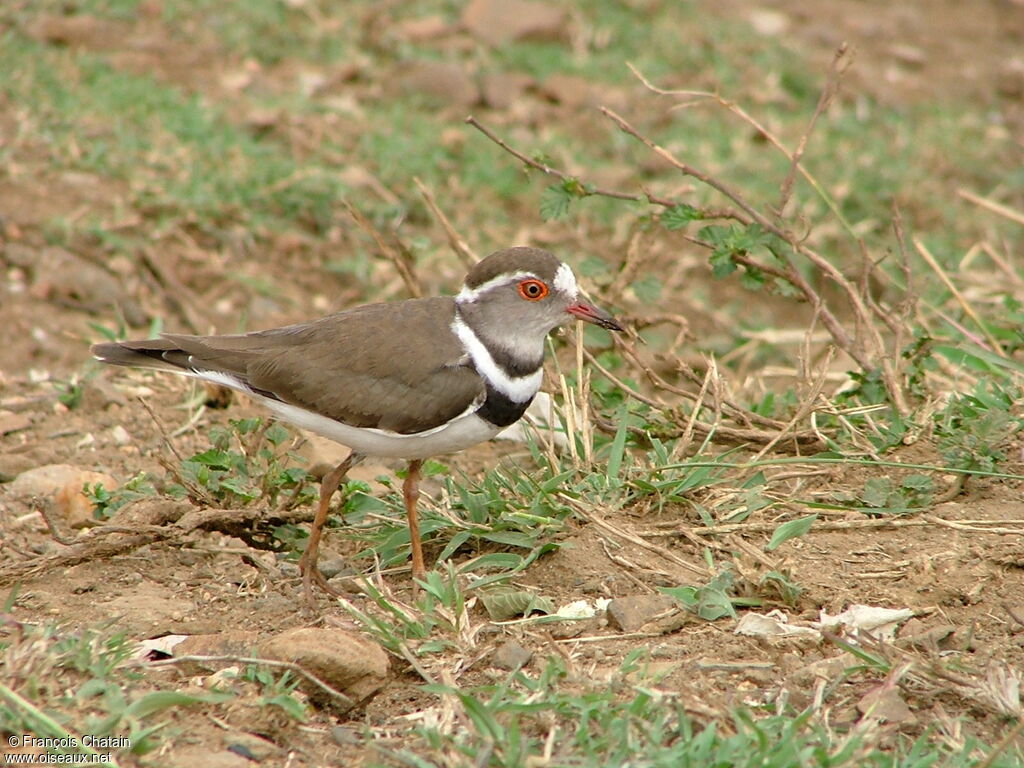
[456,271,534,304]
[451,315,543,403]
[553,262,578,298]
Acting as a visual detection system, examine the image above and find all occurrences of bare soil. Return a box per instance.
[2,2,1024,765]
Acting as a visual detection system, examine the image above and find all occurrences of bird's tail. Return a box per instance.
[91,339,194,374]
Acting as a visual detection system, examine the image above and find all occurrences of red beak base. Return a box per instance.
[566,303,623,332]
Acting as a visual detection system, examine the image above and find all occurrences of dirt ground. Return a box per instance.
[2,1,1024,765]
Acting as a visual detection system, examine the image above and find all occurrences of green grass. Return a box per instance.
[385,656,1023,768]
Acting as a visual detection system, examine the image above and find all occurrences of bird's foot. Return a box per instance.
[299,556,345,608]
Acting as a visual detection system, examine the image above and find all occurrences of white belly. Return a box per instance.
[263,398,503,460]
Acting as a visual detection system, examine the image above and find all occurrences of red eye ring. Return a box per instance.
[518,279,549,301]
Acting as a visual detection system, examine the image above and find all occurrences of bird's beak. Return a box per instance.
[567,302,623,332]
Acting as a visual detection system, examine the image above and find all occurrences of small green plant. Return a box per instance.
[171,418,316,508]
[661,569,762,621]
[399,655,1007,768]
[54,377,84,409]
[238,664,308,722]
[340,564,473,656]
[0,622,230,760]
[935,381,1023,475]
[85,473,157,520]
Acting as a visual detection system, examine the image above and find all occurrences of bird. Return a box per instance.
[92,246,622,602]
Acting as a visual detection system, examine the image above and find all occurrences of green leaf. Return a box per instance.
[708,249,738,278]
[263,693,307,721]
[187,448,235,469]
[902,474,934,493]
[437,530,472,561]
[934,344,1024,376]
[478,586,553,620]
[265,422,290,445]
[539,183,573,221]
[631,275,662,303]
[739,264,766,290]
[606,405,629,479]
[766,514,817,550]
[660,203,702,229]
[862,477,892,508]
[231,417,263,434]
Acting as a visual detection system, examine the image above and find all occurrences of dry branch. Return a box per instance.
[413,176,477,267]
[343,199,422,298]
[0,499,313,588]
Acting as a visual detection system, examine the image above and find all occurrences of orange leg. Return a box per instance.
[403,459,426,581]
[298,451,359,605]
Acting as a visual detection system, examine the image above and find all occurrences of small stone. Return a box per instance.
[258,628,389,711]
[108,425,132,445]
[9,464,118,528]
[331,726,360,746]
[318,557,349,580]
[857,686,917,725]
[747,8,790,36]
[606,594,680,632]
[8,463,83,497]
[491,640,532,671]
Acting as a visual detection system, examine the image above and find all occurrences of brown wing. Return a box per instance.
[96,297,485,435]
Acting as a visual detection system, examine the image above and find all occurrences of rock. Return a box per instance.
[897,621,958,652]
[257,628,388,710]
[395,60,479,107]
[857,686,917,725]
[606,594,681,633]
[8,464,84,497]
[462,0,569,46]
[107,425,132,445]
[9,464,118,527]
[318,557,350,580]
[331,726,360,746]
[746,9,790,36]
[491,640,532,670]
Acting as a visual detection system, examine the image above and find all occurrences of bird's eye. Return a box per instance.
[518,279,549,301]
